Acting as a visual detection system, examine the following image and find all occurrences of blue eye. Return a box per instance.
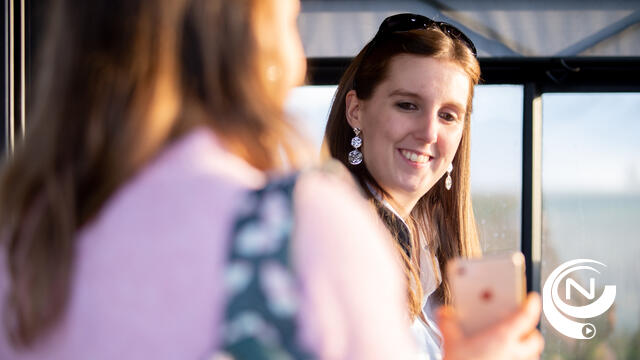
[396,102,417,111]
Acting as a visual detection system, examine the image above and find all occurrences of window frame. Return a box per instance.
[307,56,640,293]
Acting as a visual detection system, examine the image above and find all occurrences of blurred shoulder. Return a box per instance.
[292,159,392,254]
[295,159,365,202]
[149,127,265,189]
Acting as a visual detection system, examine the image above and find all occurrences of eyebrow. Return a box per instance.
[388,89,421,99]
[388,88,466,114]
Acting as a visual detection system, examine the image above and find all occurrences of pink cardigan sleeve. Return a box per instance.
[292,169,419,359]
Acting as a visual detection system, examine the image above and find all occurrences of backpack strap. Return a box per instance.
[217,174,315,360]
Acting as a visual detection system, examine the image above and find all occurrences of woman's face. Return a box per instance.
[346,54,470,214]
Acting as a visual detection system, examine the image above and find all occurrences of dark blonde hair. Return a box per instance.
[0,0,301,346]
[324,28,482,318]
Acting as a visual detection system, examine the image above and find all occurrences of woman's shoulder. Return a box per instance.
[146,127,265,189]
[311,159,367,196]
[96,128,265,221]
[294,159,370,219]
[291,159,399,275]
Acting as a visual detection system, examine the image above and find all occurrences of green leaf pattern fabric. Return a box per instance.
[212,175,315,360]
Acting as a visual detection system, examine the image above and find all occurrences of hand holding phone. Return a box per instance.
[436,293,544,360]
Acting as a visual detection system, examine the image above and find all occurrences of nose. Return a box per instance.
[414,111,439,144]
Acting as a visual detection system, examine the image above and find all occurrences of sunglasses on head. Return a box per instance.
[368,13,477,58]
[352,13,477,91]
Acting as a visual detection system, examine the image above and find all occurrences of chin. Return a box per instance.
[396,175,431,192]
[396,182,428,197]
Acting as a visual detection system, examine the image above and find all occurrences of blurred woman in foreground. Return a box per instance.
[0,0,416,358]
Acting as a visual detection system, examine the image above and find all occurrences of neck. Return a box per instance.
[386,194,418,219]
[366,182,418,219]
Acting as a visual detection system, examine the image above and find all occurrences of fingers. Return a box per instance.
[520,330,545,360]
[439,295,545,360]
[495,292,541,339]
[518,293,542,336]
[436,306,464,344]
[439,301,545,360]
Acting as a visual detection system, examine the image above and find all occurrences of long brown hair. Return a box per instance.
[324,28,482,317]
[0,0,302,346]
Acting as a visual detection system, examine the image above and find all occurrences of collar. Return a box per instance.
[365,182,409,228]
[365,182,413,258]
[364,183,442,289]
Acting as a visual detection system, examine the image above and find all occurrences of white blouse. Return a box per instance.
[411,242,444,360]
[365,183,443,359]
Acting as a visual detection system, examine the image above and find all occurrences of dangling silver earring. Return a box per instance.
[348,128,363,165]
[445,163,453,190]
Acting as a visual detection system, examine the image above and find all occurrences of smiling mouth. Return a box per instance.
[399,149,432,164]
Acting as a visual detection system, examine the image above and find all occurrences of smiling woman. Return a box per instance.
[324,14,482,324]
[324,13,544,360]
[344,55,470,217]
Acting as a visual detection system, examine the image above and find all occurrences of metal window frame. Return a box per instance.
[3,0,26,155]
[308,56,640,292]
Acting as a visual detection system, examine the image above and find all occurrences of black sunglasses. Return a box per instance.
[352,14,477,91]
[372,13,477,57]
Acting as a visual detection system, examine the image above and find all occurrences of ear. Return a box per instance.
[345,90,362,130]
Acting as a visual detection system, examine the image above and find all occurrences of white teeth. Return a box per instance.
[401,149,429,163]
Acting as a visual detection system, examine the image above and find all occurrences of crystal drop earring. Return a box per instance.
[348,128,363,165]
[445,163,453,190]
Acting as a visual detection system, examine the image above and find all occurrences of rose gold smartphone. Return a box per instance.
[447,252,526,336]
